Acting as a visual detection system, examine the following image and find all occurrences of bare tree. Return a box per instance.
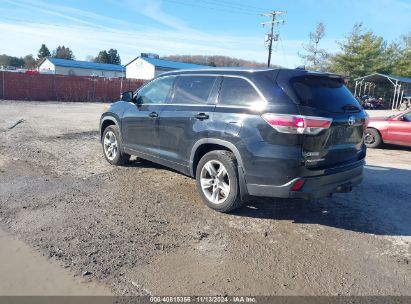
[299,22,329,71]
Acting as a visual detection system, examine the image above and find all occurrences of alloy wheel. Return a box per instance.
[103,131,118,161]
[200,160,230,205]
[364,132,375,145]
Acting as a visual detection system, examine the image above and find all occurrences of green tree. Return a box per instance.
[0,54,25,68]
[37,44,51,60]
[23,54,37,69]
[328,23,386,79]
[94,50,110,64]
[52,46,75,60]
[0,54,10,67]
[107,49,121,65]
[392,32,411,77]
[299,22,329,71]
[94,49,121,64]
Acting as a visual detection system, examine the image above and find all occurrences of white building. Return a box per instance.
[38,58,125,78]
[125,54,206,80]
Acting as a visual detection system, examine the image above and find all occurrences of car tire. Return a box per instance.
[102,125,130,165]
[196,150,244,213]
[364,128,382,148]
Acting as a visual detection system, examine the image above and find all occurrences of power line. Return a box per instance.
[165,0,260,16]
[195,0,271,13]
[260,11,286,67]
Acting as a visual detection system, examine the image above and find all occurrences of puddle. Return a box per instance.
[0,227,111,296]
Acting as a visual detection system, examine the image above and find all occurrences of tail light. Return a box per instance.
[262,114,332,135]
[291,179,305,191]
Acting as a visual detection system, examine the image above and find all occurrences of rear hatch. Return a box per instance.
[277,70,367,169]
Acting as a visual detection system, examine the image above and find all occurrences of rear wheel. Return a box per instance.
[364,128,382,148]
[196,151,244,213]
[102,125,130,165]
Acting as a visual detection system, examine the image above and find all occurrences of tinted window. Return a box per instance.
[171,76,216,105]
[136,76,175,104]
[292,77,361,113]
[219,77,261,106]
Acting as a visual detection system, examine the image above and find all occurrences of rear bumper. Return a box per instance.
[246,160,364,200]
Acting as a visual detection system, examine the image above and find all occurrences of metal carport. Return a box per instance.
[354,73,411,110]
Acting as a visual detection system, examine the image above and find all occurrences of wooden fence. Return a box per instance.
[0,71,145,102]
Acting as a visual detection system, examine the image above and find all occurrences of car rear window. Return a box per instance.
[292,76,361,113]
[219,77,261,106]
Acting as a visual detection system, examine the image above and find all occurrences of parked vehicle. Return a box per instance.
[360,96,387,110]
[100,68,368,212]
[365,109,411,148]
[399,97,411,111]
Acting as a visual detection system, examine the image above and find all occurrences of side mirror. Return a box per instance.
[120,91,133,102]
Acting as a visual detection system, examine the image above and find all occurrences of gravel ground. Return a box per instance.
[0,100,410,296]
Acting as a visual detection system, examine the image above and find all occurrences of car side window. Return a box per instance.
[136,76,175,104]
[219,77,261,106]
[171,76,217,105]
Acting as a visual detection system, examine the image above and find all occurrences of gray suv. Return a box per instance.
[100,68,367,212]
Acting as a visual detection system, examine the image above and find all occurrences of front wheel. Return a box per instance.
[364,128,382,148]
[196,151,244,213]
[102,125,130,165]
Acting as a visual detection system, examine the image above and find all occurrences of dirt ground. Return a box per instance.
[0,100,410,296]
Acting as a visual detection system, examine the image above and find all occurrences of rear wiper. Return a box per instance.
[341,104,360,112]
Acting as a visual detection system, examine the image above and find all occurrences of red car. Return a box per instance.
[365,109,411,148]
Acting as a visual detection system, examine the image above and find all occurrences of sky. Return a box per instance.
[0,0,410,68]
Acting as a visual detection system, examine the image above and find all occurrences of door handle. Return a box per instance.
[149,112,158,118]
[194,113,209,120]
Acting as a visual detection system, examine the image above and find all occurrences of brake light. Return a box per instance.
[261,114,332,135]
[291,179,305,191]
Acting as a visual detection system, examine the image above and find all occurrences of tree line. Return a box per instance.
[0,44,122,69]
[161,55,268,68]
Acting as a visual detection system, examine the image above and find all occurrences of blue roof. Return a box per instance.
[138,57,207,70]
[355,73,411,84]
[388,74,411,84]
[46,58,124,72]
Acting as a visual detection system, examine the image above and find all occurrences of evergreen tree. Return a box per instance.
[392,33,411,77]
[94,50,110,63]
[37,44,51,60]
[94,49,121,64]
[107,49,121,65]
[328,23,386,79]
[0,54,24,68]
[52,46,75,60]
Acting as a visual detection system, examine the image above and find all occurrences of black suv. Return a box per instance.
[100,68,367,212]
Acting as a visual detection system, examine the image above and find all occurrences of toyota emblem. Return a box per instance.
[348,116,355,126]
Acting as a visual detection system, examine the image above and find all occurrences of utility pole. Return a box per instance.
[261,11,286,67]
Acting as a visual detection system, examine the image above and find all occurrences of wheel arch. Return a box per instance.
[189,139,245,177]
[190,139,249,201]
[100,115,121,141]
